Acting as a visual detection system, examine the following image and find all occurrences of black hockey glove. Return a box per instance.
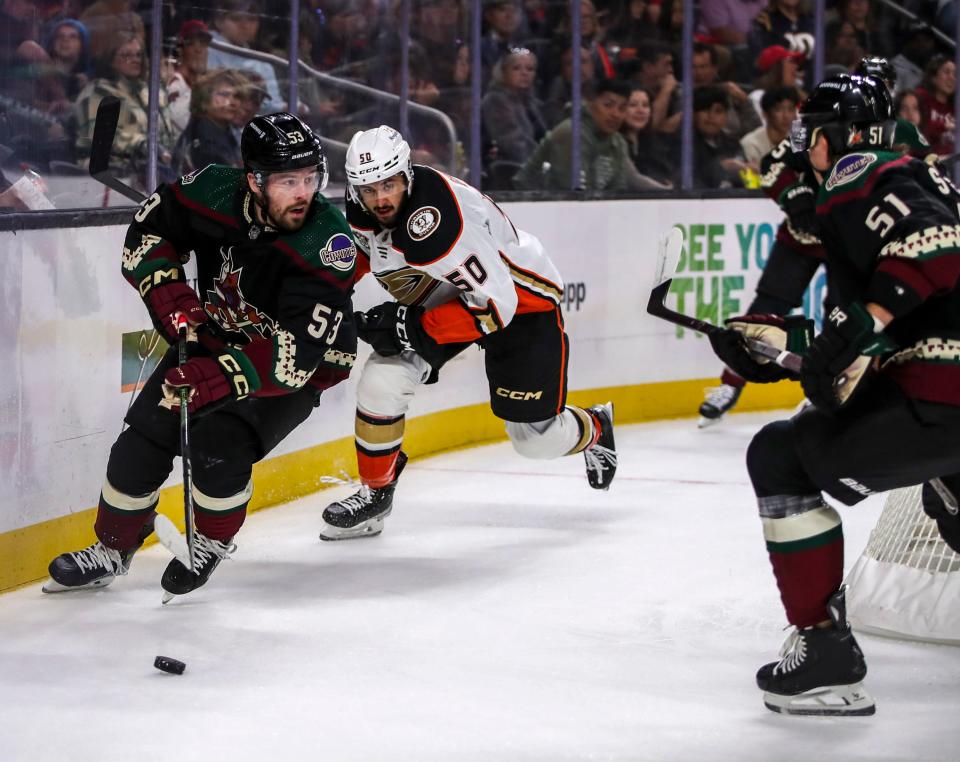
[708,314,812,383]
[781,182,820,240]
[800,303,897,412]
[356,302,445,366]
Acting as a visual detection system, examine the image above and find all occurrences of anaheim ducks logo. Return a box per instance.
[407,206,441,241]
[375,267,441,305]
[319,233,357,272]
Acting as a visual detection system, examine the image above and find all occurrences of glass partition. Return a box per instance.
[0,0,956,214]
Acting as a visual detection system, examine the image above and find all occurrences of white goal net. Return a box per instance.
[846,485,960,644]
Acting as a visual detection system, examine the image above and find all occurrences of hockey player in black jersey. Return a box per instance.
[698,57,931,427]
[44,113,358,599]
[318,126,616,541]
[709,73,960,715]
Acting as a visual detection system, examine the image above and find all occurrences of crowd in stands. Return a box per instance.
[0,0,956,206]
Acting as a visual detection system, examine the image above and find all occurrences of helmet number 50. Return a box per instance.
[308,303,343,344]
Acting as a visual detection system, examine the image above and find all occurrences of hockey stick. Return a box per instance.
[89,96,147,204]
[176,316,196,572]
[647,228,804,374]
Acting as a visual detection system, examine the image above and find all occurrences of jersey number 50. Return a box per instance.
[444,255,488,294]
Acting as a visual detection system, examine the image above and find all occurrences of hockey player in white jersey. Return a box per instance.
[319,125,617,540]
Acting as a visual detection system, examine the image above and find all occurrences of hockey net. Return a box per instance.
[846,485,960,644]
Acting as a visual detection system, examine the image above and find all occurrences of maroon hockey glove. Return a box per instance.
[142,280,207,343]
[709,314,811,383]
[161,352,259,415]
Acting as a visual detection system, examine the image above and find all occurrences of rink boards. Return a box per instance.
[0,197,812,590]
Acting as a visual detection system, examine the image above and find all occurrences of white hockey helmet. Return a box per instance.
[344,125,413,203]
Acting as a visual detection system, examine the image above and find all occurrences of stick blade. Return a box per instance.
[154,513,191,568]
[89,96,121,180]
[653,227,684,288]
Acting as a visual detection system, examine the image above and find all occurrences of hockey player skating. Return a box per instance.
[44,113,358,599]
[698,57,930,427]
[709,73,960,715]
[319,126,616,541]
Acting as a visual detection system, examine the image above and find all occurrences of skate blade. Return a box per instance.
[161,590,176,605]
[42,576,115,594]
[319,517,385,541]
[763,682,876,716]
[697,415,723,429]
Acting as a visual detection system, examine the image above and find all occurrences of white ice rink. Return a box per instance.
[2,410,958,761]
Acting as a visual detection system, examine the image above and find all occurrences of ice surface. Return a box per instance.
[1,411,957,761]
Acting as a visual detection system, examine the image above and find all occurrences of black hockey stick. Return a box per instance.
[89,96,146,204]
[176,316,196,573]
[647,227,804,374]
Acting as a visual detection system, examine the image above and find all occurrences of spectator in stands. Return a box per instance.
[231,69,270,141]
[207,0,284,107]
[833,0,893,59]
[411,0,465,88]
[33,19,90,117]
[692,41,760,140]
[915,55,956,156]
[43,20,90,99]
[619,84,675,185]
[172,68,243,175]
[481,47,547,168]
[74,31,174,177]
[739,85,799,168]
[697,0,766,46]
[79,0,144,63]
[513,78,667,191]
[166,20,212,137]
[749,45,804,121]
[314,0,379,73]
[824,19,865,71]
[692,84,748,188]
[550,0,616,81]
[656,0,686,46]
[0,0,49,103]
[482,0,527,81]
[747,0,814,66]
[890,23,939,95]
[606,0,660,54]
[622,42,679,134]
[542,44,596,128]
[895,89,922,128]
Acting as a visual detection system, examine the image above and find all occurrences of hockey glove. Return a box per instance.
[356,302,445,366]
[800,303,897,412]
[140,275,207,344]
[708,314,812,383]
[160,351,260,415]
[781,182,820,243]
[922,479,960,555]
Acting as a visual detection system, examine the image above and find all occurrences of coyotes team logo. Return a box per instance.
[319,233,357,272]
[204,246,275,338]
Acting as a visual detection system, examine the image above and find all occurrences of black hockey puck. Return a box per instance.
[154,656,186,675]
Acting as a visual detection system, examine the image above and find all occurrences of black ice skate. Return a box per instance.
[697,384,742,428]
[319,452,408,540]
[756,588,875,716]
[42,513,157,593]
[583,402,617,490]
[160,531,236,603]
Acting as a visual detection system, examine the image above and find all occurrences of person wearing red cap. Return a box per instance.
[167,20,213,135]
[747,0,814,74]
[748,45,805,123]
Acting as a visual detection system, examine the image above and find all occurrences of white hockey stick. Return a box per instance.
[646,227,804,374]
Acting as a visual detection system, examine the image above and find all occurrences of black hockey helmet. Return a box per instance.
[241,112,328,190]
[856,56,897,92]
[790,74,895,157]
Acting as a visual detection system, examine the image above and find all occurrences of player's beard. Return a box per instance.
[261,191,313,232]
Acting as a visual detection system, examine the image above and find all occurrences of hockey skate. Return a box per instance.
[697,384,742,428]
[161,531,236,603]
[756,588,875,716]
[43,513,157,593]
[583,402,617,490]
[320,451,408,540]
